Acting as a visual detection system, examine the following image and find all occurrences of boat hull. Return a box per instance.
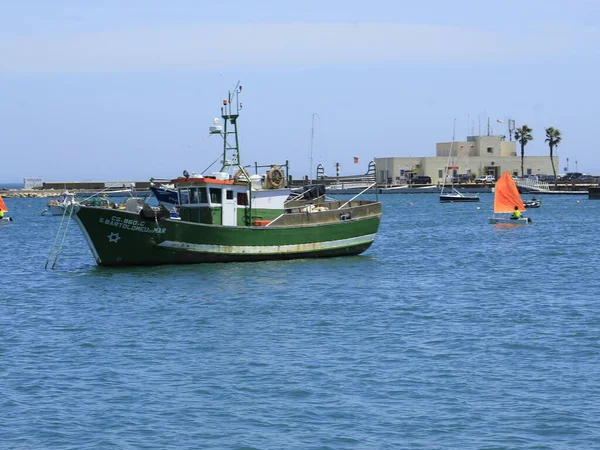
[45,204,74,216]
[439,195,480,203]
[150,186,178,207]
[524,200,541,208]
[74,204,382,266]
[489,217,531,225]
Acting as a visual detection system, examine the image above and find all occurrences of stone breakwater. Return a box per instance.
[1,189,69,198]
[1,188,149,198]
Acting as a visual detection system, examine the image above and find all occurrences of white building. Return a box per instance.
[375,135,558,184]
[23,177,44,189]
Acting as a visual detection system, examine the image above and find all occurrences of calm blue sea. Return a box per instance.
[0,182,23,189]
[2,194,599,449]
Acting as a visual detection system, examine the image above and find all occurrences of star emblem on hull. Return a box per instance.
[107,232,121,243]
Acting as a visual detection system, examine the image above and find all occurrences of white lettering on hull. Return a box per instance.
[99,216,166,234]
[157,234,376,255]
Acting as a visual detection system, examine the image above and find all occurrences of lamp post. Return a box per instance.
[309,113,319,180]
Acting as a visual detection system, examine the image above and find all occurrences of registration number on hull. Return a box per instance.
[99,216,166,234]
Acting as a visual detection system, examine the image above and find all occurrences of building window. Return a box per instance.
[487,147,493,154]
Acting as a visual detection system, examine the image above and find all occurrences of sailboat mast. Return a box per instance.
[450,119,456,186]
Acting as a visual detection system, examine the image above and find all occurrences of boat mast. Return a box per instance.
[219,82,247,176]
[450,119,456,187]
[442,119,456,192]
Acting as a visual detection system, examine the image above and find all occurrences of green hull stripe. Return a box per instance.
[157,233,376,255]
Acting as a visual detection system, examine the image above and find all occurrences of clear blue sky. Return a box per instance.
[1,0,598,182]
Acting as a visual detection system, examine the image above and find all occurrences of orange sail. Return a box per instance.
[493,171,525,213]
[0,194,7,212]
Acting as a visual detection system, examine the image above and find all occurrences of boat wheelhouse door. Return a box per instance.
[221,188,237,226]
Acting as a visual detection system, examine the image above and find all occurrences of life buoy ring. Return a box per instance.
[266,167,284,189]
[49,200,57,205]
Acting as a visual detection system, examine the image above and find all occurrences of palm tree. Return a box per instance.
[514,125,533,178]
[545,127,562,188]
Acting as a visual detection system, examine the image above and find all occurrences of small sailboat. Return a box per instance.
[440,121,479,203]
[0,193,12,226]
[489,171,531,225]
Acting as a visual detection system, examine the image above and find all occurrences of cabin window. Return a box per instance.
[179,188,189,204]
[209,188,222,204]
[189,187,198,204]
[237,192,248,205]
[226,190,233,200]
[199,187,208,203]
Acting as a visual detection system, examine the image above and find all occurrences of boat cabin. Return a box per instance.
[57,191,76,205]
[172,172,290,226]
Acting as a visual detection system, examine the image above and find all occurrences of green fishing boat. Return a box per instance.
[71,84,382,266]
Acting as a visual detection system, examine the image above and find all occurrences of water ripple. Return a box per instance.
[1,195,600,448]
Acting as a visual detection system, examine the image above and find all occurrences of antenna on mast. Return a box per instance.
[508,119,515,141]
[216,81,244,174]
[467,114,469,137]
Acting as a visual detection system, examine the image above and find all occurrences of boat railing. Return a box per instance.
[327,176,376,190]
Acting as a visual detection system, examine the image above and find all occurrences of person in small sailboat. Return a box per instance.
[511,206,522,220]
[0,209,12,222]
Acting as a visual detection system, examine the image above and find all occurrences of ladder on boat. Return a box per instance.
[45,205,76,270]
